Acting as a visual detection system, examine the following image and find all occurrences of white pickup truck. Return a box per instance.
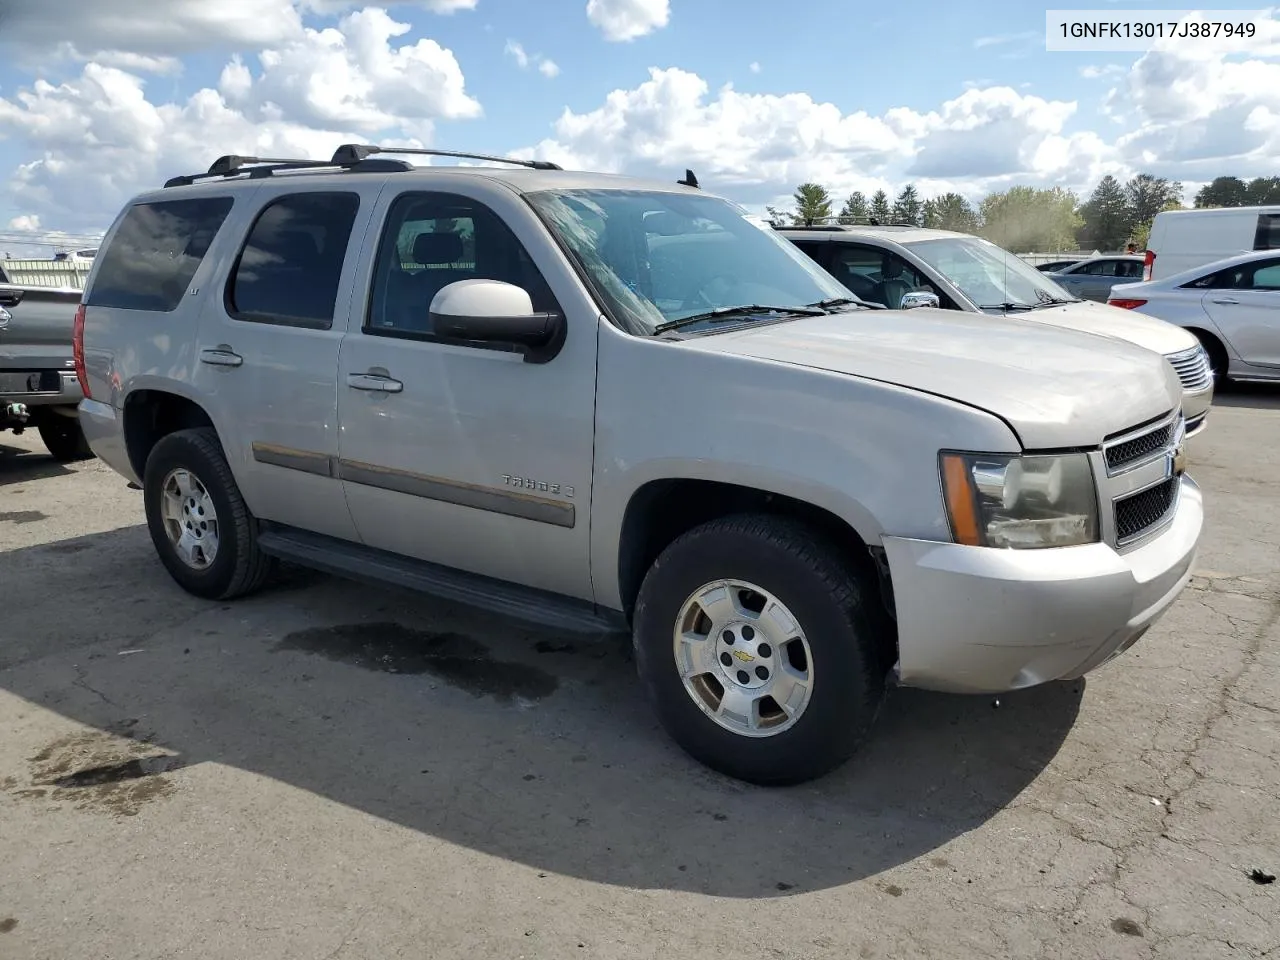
[74,146,1203,784]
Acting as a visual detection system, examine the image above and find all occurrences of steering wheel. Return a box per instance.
[691,274,739,309]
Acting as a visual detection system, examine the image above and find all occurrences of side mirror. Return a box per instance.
[899,290,940,310]
[429,280,565,363]
[0,287,24,308]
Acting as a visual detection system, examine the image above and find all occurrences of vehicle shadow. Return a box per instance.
[1215,380,1280,410]
[0,441,72,486]
[0,525,1083,898]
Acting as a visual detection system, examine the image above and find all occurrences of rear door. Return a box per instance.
[1200,256,1280,368]
[191,182,383,541]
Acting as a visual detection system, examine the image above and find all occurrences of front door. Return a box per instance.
[1201,256,1280,368]
[193,183,381,542]
[335,182,598,601]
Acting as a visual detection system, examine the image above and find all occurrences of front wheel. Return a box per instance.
[633,514,888,785]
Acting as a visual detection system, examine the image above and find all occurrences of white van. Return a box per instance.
[1146,206,1280,280]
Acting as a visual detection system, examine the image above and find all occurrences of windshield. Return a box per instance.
[905,236,1077,310]
[524,189,852,334]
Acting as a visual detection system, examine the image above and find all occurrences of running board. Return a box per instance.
[257,524,629,636]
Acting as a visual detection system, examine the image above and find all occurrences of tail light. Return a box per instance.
[72,303,91,399]
[1108,298,1148,310]
[1143,249,1155,281]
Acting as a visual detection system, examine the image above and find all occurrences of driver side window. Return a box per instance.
[831,245,939,308]
[365,191,559,340]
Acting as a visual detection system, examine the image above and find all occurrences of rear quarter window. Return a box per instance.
[1254,214,1280,251]
[87,197,235,312]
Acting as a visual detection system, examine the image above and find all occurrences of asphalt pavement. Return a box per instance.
[1,387,1278,959]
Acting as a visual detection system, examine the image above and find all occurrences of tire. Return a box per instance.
[142,427,273,601]
[632,513,888,786]
[37,413,93,462]
[1192,330,1230,388]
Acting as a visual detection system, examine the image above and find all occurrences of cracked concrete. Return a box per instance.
[1,392,1278,960]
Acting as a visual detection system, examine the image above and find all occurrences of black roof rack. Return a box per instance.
[163,143,562,188]
[772,217,921,230]
[330,144,562,170]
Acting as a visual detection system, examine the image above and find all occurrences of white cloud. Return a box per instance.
[516,68,1106,207]
[504,40,530,68]
[749,61,762,74]
[504,39,559,78]
[586,0,670,41]
[0,9,481,231]
[6,215,41,232]
[302,0,478,11]
[973,30,1039,49]
[1080,64,1125,80]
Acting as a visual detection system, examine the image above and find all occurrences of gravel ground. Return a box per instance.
[1,388,1278,960]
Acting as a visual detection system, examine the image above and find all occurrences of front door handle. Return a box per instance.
[1211,297,1239,305]
[200,347,243,367]
[347,372,403,393]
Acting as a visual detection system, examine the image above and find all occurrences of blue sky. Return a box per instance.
[0,0,1277,255]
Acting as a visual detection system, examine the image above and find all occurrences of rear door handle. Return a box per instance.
[1211,297,1239,305]
[347,372,403,393]
[200,348,243,367]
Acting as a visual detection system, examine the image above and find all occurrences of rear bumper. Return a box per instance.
[882,475,1203,694]
[78,398,137,483]
[0,369,83,408]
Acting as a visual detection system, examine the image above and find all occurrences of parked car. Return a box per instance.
[1045,255,1146,302]
[1034,258,1082,273]
[1108,249,1280,384]
[76,146,1202,785]
[777,225,1213,435]
[1146,205,1280,281]
[0,282,93,460]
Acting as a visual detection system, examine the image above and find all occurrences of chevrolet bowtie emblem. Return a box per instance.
[731,649,755,663]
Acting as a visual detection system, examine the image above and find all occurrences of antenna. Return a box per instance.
[677,169,699,189]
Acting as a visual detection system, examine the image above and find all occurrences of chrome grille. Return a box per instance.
[1166,345,1213,393]
[1115,477,1179,543]
[1104,417,1176,473]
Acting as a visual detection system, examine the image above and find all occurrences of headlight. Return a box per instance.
[939,452,1099,549]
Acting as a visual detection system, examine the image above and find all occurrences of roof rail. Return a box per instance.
[162,142,562,188]
[330,144,562,171]
[773,217,921,230]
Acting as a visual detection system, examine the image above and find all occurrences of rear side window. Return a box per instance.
[1254,214,1280,251]
[87,197,234,312]
[226,192,360,330]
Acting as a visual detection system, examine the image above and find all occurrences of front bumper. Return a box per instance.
[882,475,1203,694]
[1182,385,1213,437]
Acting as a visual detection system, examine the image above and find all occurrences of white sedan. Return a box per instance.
[1109,249,1280,385]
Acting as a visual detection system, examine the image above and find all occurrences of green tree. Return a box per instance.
[792,183,833,224]
[1195,176,1249,208]
[1125,174,1183,226]
[869,189,892,223]
[979,186,1083,252]
[838,191,869,224]
[922,193,979,232]
[1246,177,1280,204]
[1079,175,1132,249]
[764,205,791,226]
[892,184,924,226]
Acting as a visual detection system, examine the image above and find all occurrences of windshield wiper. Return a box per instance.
[1031,292,1082,307]
[807,296,877,311]
[653,304,826,334]
[979,302,1036,312]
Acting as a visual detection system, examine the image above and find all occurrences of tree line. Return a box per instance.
[767,174,1280,253]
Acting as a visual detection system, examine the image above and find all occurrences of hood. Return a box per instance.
[690,308,1183,450]
[1013,300,1200,356]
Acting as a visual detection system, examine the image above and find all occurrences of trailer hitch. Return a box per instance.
[4,401,30,433]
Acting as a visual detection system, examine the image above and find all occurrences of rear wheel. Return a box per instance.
[36,412,93,462]
[633,514,888,785]
[143,427,273,600]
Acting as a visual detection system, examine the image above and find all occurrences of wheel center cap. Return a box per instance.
[716,621,774,690]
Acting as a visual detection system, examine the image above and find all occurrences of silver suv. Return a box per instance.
[75,146,1203,785]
